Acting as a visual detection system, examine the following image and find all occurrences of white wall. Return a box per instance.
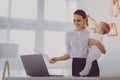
[78,0,120,77]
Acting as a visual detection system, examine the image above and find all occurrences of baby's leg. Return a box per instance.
[79,55,93,76]
[80,52,100,76]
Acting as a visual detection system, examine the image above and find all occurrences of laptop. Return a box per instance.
[21,54,63,77]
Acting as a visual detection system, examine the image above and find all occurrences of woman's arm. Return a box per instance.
[49,54,70,64]
[57,54,70,61]
[89,39,106,54]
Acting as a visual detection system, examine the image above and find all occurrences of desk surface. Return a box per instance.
[5,76,99,80]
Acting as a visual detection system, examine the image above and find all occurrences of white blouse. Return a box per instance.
[65,28,89,58]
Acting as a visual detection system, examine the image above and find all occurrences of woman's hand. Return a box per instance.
[49,54,70,64]
[49,57,59,64]
[88,38,94,47]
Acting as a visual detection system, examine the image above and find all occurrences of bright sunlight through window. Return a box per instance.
[11,0,37,19]
[10,30,35,55]
[44,0,77,22]
[44,31,66,57]
[0,0,8,17]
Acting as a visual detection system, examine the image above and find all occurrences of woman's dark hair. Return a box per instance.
[74,9,87,19]
[74,9,88,26]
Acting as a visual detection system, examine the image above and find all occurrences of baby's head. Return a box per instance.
[94,22,110,35]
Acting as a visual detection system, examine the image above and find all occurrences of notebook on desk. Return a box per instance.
[21,54,64,77]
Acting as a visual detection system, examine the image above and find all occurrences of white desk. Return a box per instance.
[5,76,99,80]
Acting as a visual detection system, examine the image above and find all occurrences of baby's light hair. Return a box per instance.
[100,22,110,34]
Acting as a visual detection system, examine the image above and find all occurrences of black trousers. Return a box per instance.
[72,58,100,77]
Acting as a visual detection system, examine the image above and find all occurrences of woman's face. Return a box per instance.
[73,14,86,29]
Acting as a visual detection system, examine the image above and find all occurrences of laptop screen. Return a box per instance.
[21,54,49,77]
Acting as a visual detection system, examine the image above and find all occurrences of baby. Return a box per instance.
[79,15,110,76]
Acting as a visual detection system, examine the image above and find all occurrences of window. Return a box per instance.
[0,29,7,43]
[44,0,77,22]
[44,31,66,57]
[67,0,77,22]
[10,30,35,55]
[0,0,9,17]
[11,0,37,19]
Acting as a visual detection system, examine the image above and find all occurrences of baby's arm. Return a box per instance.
[87,15,98,28]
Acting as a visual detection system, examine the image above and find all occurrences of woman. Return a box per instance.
[49,9,106,77]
